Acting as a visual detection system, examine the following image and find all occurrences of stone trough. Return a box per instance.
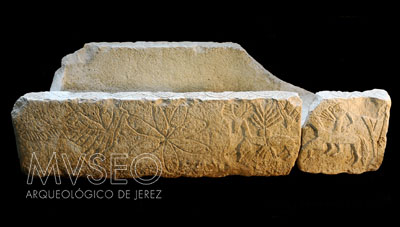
[12,42,391,177]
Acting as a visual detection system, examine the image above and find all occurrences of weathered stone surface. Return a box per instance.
[50,42,315,124]
[297,89,391,174]
[14,41,392,176]
[12,91,302,177]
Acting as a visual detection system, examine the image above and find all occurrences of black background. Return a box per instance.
[3,13,398,223]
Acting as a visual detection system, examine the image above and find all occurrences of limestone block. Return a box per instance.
[12,91,302,177]
[50,42,315,124]
[297,89,391,174]
[14,41,391,176]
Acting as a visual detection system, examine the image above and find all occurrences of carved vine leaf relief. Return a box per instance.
[123,100,211,174]
[19,100,213,174]
[63,101,129,157]
[16,97,302,176]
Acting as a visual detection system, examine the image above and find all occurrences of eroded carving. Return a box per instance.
[298,94,391,174]
[221,99,301,174]
[13,92,302,177]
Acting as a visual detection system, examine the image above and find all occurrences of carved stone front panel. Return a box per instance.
[12,91,302,177]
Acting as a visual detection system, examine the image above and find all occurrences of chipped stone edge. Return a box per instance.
[11,96,29,171]
[12,91,301,117]
[305,89,391,123]
[236,45,315,126]
[89,41,244,49]
[50,42,246,92]
[50,67,64,91]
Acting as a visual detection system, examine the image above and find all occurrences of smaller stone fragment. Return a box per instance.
[297,89,391,174]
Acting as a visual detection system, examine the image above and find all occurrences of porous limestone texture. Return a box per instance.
[12,91,302,177]
[13,42,391,176]
[50,42,315,124]
[297,89,391,174]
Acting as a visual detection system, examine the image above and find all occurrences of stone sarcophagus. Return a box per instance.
[12,42,391,177]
